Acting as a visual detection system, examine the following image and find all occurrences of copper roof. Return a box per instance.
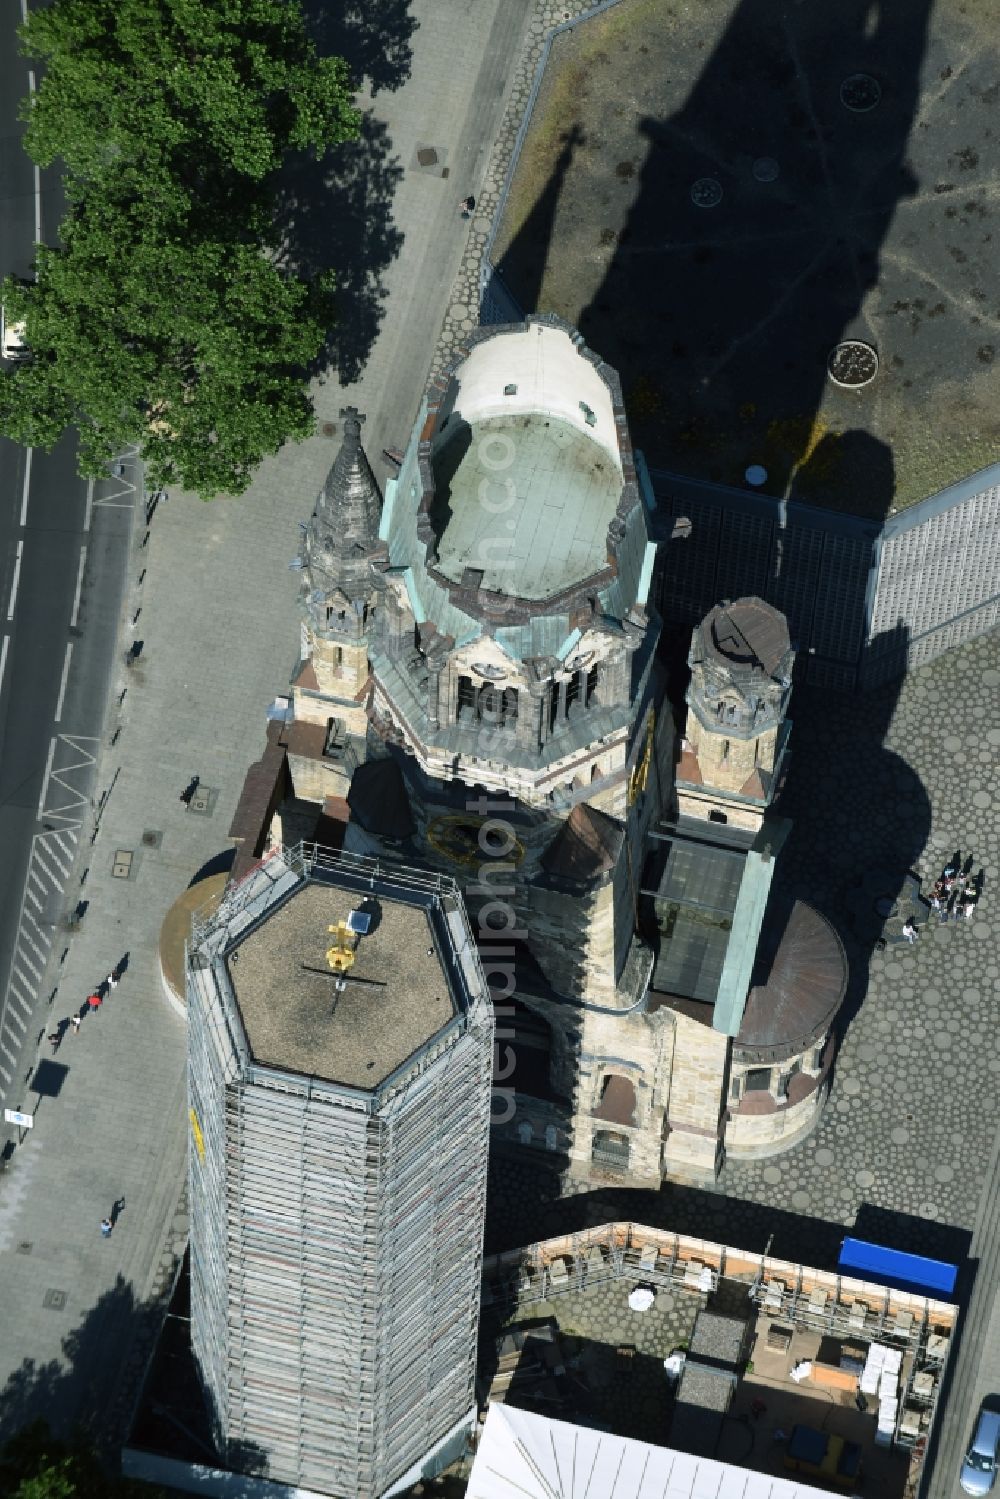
[703,597,790,678]
[540,803,623,882]
[736,900,847,1055]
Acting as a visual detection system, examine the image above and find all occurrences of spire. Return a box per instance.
[299,407,387,639]
[316,406,383,551]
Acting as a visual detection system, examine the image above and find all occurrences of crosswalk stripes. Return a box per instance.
[93,445,141,512]
[0,732,95,1097]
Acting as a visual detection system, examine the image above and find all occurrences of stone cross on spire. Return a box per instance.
[313,405,383,553]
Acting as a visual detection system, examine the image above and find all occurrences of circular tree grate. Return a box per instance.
[840,74,882,112]
[828,340,879,387]
[752,157,780,183]
[691,177,723,208]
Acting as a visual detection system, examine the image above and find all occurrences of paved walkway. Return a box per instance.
[0,0,543,1448]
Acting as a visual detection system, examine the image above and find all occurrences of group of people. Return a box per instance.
[929,860,980,924]
[46,963,125,1052]
[901,857,981,944]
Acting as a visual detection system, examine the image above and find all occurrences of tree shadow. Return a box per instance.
[273,111,405,385]
[301,0,418,97]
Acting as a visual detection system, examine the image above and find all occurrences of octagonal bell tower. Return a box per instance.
[678,597,794,833]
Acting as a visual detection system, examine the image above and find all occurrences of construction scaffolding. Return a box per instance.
[188,843,494,1499]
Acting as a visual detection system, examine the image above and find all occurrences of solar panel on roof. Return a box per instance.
[346,910,371,935]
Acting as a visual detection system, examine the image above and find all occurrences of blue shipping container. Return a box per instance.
[838,1237,958,1297]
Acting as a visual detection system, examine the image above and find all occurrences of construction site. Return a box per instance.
[478,1222,958,1497]
[184,844,494,1499]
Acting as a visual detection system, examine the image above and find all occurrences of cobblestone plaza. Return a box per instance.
[487,628,1000,1262]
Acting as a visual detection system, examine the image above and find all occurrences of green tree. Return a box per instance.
[0,1421,163,1498]
[0,0,359,498]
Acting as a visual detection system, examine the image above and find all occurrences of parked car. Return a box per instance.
[1,303,27,361]
[961,1407,1000,1496]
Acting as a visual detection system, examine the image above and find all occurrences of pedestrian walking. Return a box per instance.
[929,891,942,915]
[70,1014,82,1034]
[459,194,476,218]
[87,992,102,1013]
[106,972,119,991]
[963,897,976,922]
[47,1031,62,1054]
[100,1218,113,1238]
[902,917,918,944]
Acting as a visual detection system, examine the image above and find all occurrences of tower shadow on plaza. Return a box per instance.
[496,0,934,517]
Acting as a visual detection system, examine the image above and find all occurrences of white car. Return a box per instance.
[1,304,28,361]
[961,1408,1000,1496]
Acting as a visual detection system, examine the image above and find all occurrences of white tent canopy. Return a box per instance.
[468,1405,834,1499]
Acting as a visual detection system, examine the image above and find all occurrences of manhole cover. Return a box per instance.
[16,1241,32,1255]
[141,829,163,849]
[321,422,337,438]
[840,73,882,112]
[752,157,779,183]
[416,146,438,168]
[187,787,217,817]
[828,340,879,387]
[691,177,723,208]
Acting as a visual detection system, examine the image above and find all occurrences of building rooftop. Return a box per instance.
[491,0,1000,515]
[227,879,457,1089]
[430,413,620,598]
[641,825,751,1004]
[699,598,792,681]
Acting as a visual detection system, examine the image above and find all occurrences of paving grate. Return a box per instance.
[43,1288,67,1310]
[16,1241,32,1255]
[411,141,449,178]
[112,849,134,879]
[186,786,217,817]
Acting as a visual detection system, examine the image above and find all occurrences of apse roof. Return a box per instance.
[737,899,848,1055]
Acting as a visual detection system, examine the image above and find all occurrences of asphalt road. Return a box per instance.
[0,10,134,1114]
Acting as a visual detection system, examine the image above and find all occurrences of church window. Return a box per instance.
[591,1129,630,1170]
[458,675,517,728]
[745,1067,772,1093]
[457,675,477,719]
[585,664,599,705]
[565,673,581,713]
[334,647,343,668]
[503,383,517,396]
[721,739,730,761]
[478,684,518,728]
[709,809,728,824]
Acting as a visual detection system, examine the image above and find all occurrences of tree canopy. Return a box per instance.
[0,1421,163,1498]
[0,0,360,498]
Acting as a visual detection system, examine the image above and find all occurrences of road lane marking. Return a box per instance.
[0,634,8,695]
[19,448,31,527]
[54,641,73,722]
[6,540,23,621]
[26,70,41,243]
[84,478,94,533]
[70,546,86,627]
[36,736,57,822]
